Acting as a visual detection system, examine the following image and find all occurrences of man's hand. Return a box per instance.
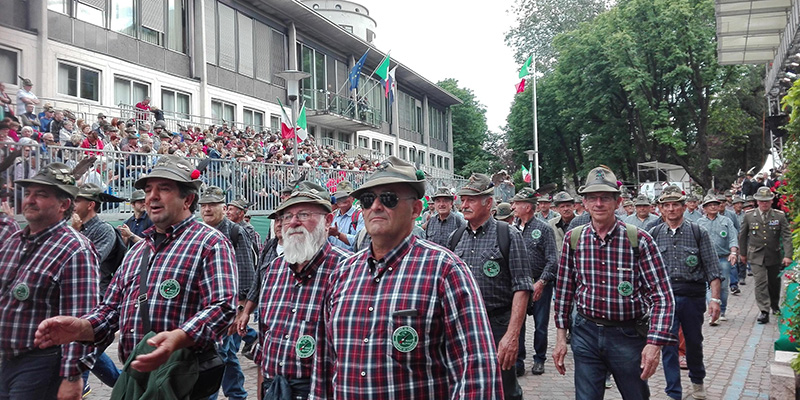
[70,213,82,230]
[0,201,12,216]
[639,344,661,380]
[740,255,747,264]
[34,316,94,348]
[783,257,792,268]
[130,329,194,372]
[707,300,721,322]
[532,281,546,302]
[57,379,82,400]
[553,329,568,375]
[328,224,340,238]
[118,224,132,241]
[496,332,519,370]
[727,253,738,266]
[234,312,250,336]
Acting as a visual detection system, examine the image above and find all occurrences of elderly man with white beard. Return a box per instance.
[254,181,352,400]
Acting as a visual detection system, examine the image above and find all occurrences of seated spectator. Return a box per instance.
[38,105,54,132]
[19,104,40,129]
[80,128,104,156]
[50,110,66,137]
[59,119,76,145]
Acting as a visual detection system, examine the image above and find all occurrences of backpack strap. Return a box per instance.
[448,225,469,252]
[624,223,640,261]
[230,223,241,248]
[351,209,362,233]
[496,220,510,271]
[568,224,588,255]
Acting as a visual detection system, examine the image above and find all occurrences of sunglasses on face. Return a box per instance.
[358,192,416,209]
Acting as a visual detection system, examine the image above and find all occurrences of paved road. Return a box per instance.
[87,277,778,399]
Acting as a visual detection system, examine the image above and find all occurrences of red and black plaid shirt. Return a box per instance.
[84,216,238,362]
[254,243,351,379]
[0,220,99,377]
[309,235,503,400]
[554,220,676,346]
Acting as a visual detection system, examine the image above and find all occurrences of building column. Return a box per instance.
[194,0,210,117]
[422,94,430,159]
[288,22,297,70]
[34,0,51,98]
[447,107,454,173]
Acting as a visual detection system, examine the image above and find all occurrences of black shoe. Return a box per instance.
[757,312,769,324]
[516,365,526,377]
[241,339,254,355]
[747,272,754,276]
[531,361,545,375]
[739,281,746,286]
[773,308,781,316]
[730,285,741,295]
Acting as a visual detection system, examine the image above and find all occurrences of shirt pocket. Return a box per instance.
[10,269,55,306]
[264,318,320,370]
[681,246,701,269]
[389,315,430,367]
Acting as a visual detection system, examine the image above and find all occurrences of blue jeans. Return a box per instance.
[209,333,247,400]
[81,350,120,388]
[730,260,739,286]
[706,258,730,315]
[489,311,523,400]
[518,285,553,365]
[242,326,257,346]
[571,314,650,399]
[662,296,706,399]
[0,347,61,400]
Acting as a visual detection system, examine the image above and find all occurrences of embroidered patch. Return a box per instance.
[483,261,501,277]
[12,283,29,301]
[618,281,633,296]
[531,229,542,240]
[686,255,699,267]
[392,326,419,353]
[159,279,181,299]
[295,335,316,358]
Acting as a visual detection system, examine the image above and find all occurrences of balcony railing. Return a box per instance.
[300,89,383,128]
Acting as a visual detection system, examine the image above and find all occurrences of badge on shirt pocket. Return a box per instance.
[392,325,419,353]
[12,283,29,301]
[295,335,316,358]
[159,279,181,299]
[483,260,501,277]
[531,229,542,240]
[720,231,727,238]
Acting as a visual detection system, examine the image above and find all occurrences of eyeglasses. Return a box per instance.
[358,192,417,209]
[279,211,326,223]
[584,194,616,203]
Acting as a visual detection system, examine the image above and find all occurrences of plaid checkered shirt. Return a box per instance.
[555,220,676,346]
[425,212,465,247]
[515,216,558,282]
[649,220,722,283]
[309,235,503,400]
[247,238,281,302]
[254,242,351,379]
[80,215,116,262]
[84,216,238,362]
[0,220,100,376]
[211,218,255,300]
[0,213,20,246]
[452,217,534,312]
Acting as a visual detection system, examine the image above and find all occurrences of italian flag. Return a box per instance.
[522,165,532,183]
[277,98,307,141]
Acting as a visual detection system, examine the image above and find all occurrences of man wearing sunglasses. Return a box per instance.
[310,157,501,400]
[451,173,532,400]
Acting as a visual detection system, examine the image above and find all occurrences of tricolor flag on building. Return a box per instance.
[374,52,391,80]
[384,66,397,104]
[296,103,308,141]
[277,97,306,141]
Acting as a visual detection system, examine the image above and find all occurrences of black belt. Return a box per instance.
[579,312,637,328]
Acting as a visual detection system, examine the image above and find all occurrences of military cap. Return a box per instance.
[701,194,722,207]
[658,185,686,203]
[130,189,146,202]
[351,156,426,199]
[494,202,514,220]
[16,162,78,198]
[456,173,494,197]
[431,186,454,200]
[753,186,775,201]
[76,183,126,203]
[623,200,634,207]
[552,191,574,205]
[731,196,745,205]
[333,181,354,200]
[578,166,620,194]
[633,195,651,206]
[198,186,226,204]
[275,181,332,214]
[20,77,33,86]
[228,198,250,210]
[134,155,202,190]
[510,187,538,204]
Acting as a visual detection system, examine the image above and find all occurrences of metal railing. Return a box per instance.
[1,142,466,221]
[300,89,383,128]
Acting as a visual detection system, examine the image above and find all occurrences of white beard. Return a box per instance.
[282,220,327,265]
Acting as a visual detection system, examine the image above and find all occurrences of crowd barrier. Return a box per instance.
[0,141,468,220]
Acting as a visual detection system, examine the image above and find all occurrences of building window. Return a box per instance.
[437,155,443,168]
[211,99,235,123]
[430,154,435,167]
[243,108,265,131]
[110,0,136,36]
[48,0,70,14]
[340,25,353,33]
[444,157,449,170]
[358,136,368,148]
[58,62,100,101]
[217,3,236,71]
[384,143,393,156]
[371,139,381,151]
[269,114,280,133]
[0,47,19,86]
[162,88,190,120]
[76,1,105,27]
[399,145,407,160]
[418,150,425,165]
[114,76,150,106]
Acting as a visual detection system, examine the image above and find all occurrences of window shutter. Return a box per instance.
[237,13,253,76]
[217,4,236,71]
[142,0,164,32]
[205,0,216,63]
[255,22,271,81]
[79,0,105,11]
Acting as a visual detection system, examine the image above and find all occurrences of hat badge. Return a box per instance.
[595,169,605,181]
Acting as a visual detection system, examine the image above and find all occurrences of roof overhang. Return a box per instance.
[241,0,463,107]
[715,0,792,65]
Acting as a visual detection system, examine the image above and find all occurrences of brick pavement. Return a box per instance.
[86,277,778,399]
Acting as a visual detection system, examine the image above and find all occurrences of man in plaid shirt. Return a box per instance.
[553,166,676,399]
[310,157,502,400]
[0,162,99,400]
[253,181,351,399]
[34,155,237,385]
[199,185,255,400]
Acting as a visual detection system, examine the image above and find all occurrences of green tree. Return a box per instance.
[437,78,491,176]
[505,0,609,69]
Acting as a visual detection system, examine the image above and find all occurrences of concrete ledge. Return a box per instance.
[771,351,797,400]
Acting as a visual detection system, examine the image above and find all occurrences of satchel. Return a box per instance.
[137,245,225,399]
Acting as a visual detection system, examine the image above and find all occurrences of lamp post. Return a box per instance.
[524,150,536,189]
[276,70,311,177]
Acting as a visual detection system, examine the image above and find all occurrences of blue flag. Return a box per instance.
[349,50,369,91]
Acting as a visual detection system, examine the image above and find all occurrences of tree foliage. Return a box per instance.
[505,0,765,190]
[437,78,492,177]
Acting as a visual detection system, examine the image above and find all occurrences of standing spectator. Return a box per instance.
[34,155,237,398]
[553,166,675,399]
[49,110,65,137]
[1,163,99,399]
[118,189,152,246]
[15,77,39,116]
[310,157,502,399]
[649,185,721,400]
[739,186,793,324]
[0,83,13,118]
[696,195,739,325]
[134,96,151,121]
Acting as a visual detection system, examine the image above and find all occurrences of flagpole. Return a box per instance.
[531,54,540,190]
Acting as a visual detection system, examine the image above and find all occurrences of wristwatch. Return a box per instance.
[237,304,245,313]
[709,298,721,304]
[63,375,81,382]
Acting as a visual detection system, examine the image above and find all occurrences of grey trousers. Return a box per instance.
[751,263,781,313]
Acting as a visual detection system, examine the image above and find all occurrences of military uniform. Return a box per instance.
[738,188,792,318]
